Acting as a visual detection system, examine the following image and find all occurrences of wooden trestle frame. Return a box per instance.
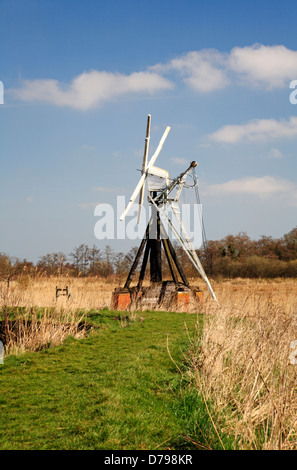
[124,206,189,292]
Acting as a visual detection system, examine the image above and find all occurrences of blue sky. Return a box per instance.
[1,0,297,262]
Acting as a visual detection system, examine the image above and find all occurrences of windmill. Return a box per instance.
[112,115,218,310]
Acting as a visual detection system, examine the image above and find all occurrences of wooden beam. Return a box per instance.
[162,238,179,284]
[166,236,189,287]
[124,223,150,289]
[149,208,162,283]
[137,240,150,289]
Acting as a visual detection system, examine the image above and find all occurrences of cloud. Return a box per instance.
[152,49,229,92]
[208,116,297,143]
[92,186,120,192]
[11,70,174,110]
[10,44,297,109]
[207,175,292,195]
[205,176,297,205]
[268,148,287,159]
[170,157,189,165]
[78,202,99,210]
[80,144,95,152]
[152,44,297,93]
[228,44,297,88]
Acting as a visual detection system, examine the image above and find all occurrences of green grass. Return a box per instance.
[0,308,230,450]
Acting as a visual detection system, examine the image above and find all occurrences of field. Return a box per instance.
[1,275,297,450]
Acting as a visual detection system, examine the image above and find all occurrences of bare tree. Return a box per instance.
[88,245,102,275]
[38,252,67,276]
[0,253,23,290]
[69,244,90,276]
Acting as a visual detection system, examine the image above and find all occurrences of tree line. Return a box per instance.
[0,226,297,283]
[196,226,297,279]
[0,244,140,285]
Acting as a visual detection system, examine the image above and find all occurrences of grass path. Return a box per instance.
[0,309,200,450]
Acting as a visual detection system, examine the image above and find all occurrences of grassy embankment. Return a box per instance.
[0,305,230,450]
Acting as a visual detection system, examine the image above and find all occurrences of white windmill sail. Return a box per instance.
[120,124,171,221]
[137,114,151,224]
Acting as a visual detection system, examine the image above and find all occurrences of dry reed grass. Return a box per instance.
[186,277,297,449]
[0,275,113,356]
[0,275,120,310]
[2,307,88,356]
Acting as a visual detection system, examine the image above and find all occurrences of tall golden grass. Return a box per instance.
[2,307,88,356]
[186,277,297,449]
[0,275,120,310]
[0,275,117,355]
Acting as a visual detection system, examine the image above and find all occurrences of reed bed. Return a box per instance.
[0,276,115,356]
[186,277,297,449]
[1,306,88,356]
[0,275,120,310]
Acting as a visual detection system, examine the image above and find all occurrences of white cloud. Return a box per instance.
[81,144,95,152]
[152,44,297,93]
[170,157,189,165]
[204,176,297,206]
[78,202,99,210]
[11,70,174,110]
[268,148,287,159]
[228,44,297,88]
[10,44,297,109]
[208,116,297,143]
[207,175,294,195]
[92,186,120,192]
[152,49,229,92]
